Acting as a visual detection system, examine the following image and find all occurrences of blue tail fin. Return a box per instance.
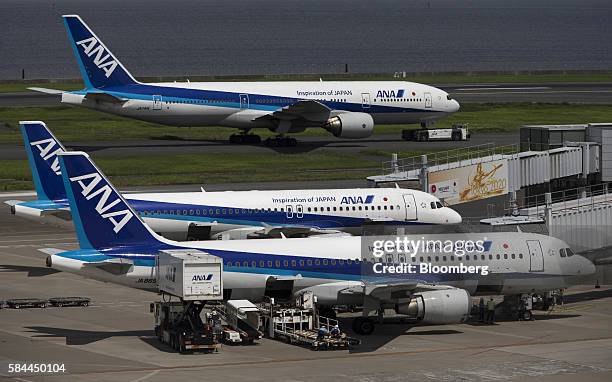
[58,151,162,250]
[20,121,66,201]
[63,15,138,89]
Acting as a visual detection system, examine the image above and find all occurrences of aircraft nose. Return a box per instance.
[445,208,462,224]
[583,256,597,276]
[450,99,460,112]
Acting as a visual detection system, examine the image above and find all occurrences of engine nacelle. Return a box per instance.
[395,289,471,324]
[323,112,374,139]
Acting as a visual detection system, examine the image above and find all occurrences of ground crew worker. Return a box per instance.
[330,324,341,338]
[486,297,496,324]
[317,325,328,341]
[479,297,485,322]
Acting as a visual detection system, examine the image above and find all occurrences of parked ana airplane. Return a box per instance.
[42,151,595,334]
[7,121,461,240]
[30,15,460,146]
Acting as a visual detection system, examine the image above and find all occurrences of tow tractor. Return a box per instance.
[402,123,470,142]
[152,250,224,353]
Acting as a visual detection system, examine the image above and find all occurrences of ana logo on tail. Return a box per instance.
[76,37,117,78]
[30,138,62,175]
[69,172,133,233]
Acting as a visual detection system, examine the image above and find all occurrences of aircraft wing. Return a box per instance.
[247,225,346,239]
[341,280,457,300]
[255,99,331,123]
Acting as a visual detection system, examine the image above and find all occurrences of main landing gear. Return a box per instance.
[229,133,261,144]
[264,136,298,147]
[352,317,376,335]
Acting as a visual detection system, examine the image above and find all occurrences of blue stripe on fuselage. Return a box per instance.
[128,198,429,229]
[71,83,441,114]
[56,245,562,284]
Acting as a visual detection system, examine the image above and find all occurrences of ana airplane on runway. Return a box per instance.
[42,151,595,334]
[30,15,460,146]
[7,121,461,240]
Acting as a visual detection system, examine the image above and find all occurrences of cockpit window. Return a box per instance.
[566,248,575,257]
[436,202,443,208]
[446,95,452,100]
[559,248,566,257]
[430,202,436,209]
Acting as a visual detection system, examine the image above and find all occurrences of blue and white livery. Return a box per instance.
[8,121,461,240]
[30,15,460,145]
[43,151,595,334]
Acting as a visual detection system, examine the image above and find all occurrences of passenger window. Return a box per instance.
[383,206,388,210]
[465,255,470,261]
[315,259,321,265]
[259,260,264,267]
[275,260,280,267]
[227,261,232,267]
[307,260,313,266]
[496,254,500,260]
[489,254,493,260]
[299,260,304,266]
[323,259,328,265]
[442,256,447,261]
[291,260,296,267]
[504,254,508,259]
[267,260,273,267]
[435,256,439,262]
[419,257,424,262]
[519,254,523,259]
[511,253,515,259]
[283,260,288,267]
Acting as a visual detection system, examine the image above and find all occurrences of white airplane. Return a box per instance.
[7,121,461,240]
[42,150,595,334]
[30,15,460,146]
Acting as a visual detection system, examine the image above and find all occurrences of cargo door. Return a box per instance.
[153,95,162,110]
[402,194,417,221]
[424,92,432,108]
[527,240,544,272]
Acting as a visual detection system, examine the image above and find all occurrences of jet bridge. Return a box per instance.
[367,142,600,197]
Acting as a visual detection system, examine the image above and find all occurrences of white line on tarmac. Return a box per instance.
[130,370,160,382]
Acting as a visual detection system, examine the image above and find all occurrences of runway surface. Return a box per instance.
[1,82,611,107]
[0,199,611,382]
[0,132,518,160]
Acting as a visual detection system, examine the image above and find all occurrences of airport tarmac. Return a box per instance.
[1,199,611,382]
[1,82,611,107]
[0,132,518,160]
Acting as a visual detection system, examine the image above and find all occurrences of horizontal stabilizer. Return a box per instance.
[27,87,65,95]
[84,92,126,103]
[38,248,65,256]
[4,200,21,207]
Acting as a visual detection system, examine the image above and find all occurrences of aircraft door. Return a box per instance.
[424,92,432,108]
[527,240,544,272]
[153,95,162,110]
[296,204,304,218]
[239,94,249,109]
[361,93,371,109]
[402,194,417,221]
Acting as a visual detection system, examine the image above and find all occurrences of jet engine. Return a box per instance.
[395,289,471,324]
[322,112,374,139]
